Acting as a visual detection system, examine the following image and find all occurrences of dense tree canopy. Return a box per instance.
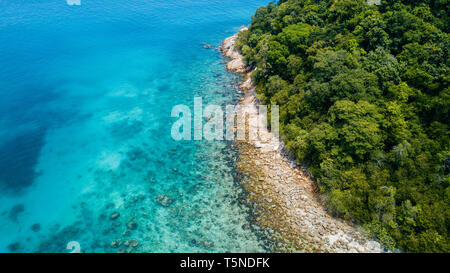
[236,0,449,252]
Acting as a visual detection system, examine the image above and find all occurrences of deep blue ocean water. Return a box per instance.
[0,0,270,252]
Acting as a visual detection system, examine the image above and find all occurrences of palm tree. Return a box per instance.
[393,140,411,162]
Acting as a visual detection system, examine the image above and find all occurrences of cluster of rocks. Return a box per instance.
[103,192,176,252]
[221,31,383,253]
[110,238,139,253]
[156,194,173,207]
[106,209,140,252]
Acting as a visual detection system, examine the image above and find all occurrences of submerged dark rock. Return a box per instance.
[31,223,41,232]
[127,221,137,230]
[7,242,21,252]
[0,128,46,192]
[129,239,139,248]
[9,204,25,222]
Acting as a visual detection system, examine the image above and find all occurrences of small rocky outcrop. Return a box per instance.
[110,212,120,220]
[220,28,248,73]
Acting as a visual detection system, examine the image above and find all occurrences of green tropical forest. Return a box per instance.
[235,0,449,252]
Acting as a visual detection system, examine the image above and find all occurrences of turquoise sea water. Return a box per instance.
[0,0,271,252]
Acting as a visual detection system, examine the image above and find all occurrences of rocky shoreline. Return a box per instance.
[220,30,383,253]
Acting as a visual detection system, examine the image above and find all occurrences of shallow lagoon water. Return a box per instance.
[0,0,270,252]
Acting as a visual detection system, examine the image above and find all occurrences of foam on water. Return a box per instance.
[0,0,271,252]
